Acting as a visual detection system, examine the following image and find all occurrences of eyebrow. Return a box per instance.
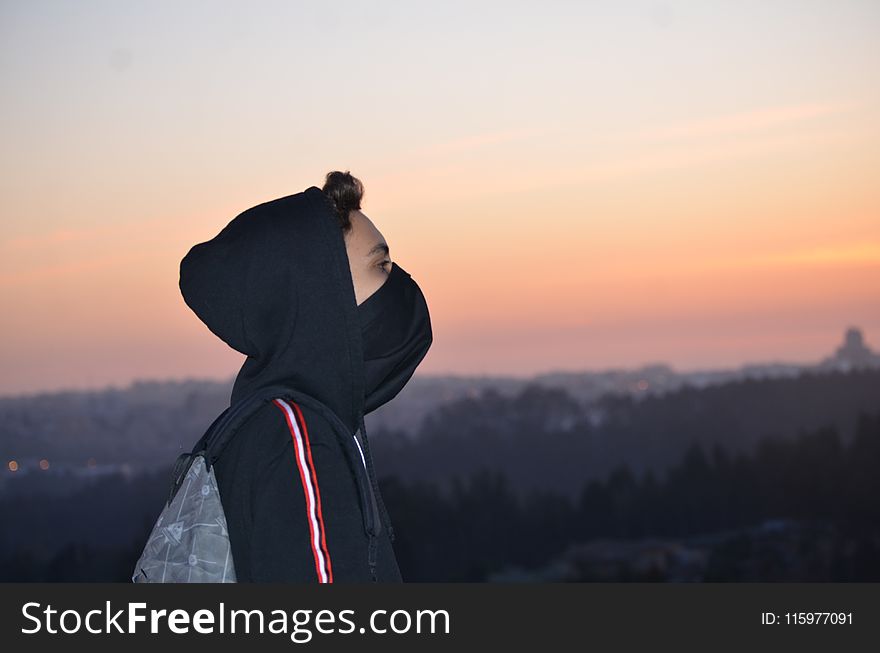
[367,242,389,258]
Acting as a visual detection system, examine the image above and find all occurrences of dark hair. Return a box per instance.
[321,170,364,234]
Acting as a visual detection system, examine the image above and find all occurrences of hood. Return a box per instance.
[178,186,366,434]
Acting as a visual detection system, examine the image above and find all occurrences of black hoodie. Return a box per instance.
[178,185,430,582]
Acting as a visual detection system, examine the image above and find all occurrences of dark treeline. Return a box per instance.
[374,368,880,497]
[0,468,169,581]
[1,408,878,582]
[383,409,880,581]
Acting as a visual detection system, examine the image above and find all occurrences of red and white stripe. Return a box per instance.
[272,398,333,583]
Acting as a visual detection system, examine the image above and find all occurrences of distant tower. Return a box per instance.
[819,327,880,371]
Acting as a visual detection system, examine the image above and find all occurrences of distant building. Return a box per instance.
[817,327,880,371]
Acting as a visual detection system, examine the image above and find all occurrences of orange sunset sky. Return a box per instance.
[1,0,879,396]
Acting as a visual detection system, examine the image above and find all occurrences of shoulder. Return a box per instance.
[228,397,335,460]
[213,397,337,491]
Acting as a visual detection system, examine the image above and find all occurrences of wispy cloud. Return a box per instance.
[743,242,880,267]
[0,252,137,288]
[694,242,880,272]
[3,228,89,251]
[0,218,191,285]
[629,101,860,142]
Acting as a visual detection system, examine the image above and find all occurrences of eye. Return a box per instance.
[378,259,391,273]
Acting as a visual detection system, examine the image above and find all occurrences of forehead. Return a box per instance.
[347,210,386,257]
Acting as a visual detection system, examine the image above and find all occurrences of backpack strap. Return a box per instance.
[166,383,381,545]
[200,384,302,470]
[166,384,295,504]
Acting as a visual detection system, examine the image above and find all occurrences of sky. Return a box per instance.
[1,0,879,396]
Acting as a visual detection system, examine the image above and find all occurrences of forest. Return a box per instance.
[1,369,878,582]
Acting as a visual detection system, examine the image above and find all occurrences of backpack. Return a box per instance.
[131,384,297,583]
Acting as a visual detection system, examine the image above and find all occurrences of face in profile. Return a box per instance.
[343,209,392,306]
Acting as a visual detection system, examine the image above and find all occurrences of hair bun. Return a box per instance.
[322,170,364,232]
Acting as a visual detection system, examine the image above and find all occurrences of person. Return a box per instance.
[177,171,433,582]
